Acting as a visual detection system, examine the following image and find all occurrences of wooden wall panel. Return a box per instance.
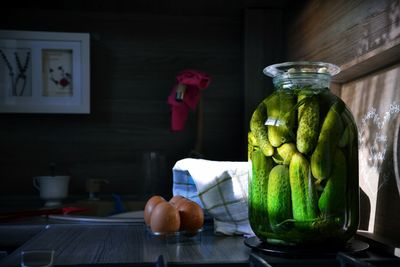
[0,7,244,201]
[286,0,400,82]
[340,64,400,243]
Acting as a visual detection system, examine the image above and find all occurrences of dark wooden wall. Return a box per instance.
[0,2,287,202]
[285,0,400,243]
[0,5,245,200]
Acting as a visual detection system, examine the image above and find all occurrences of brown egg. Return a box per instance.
[144,195,166,225]
[150,202,180,234]
[169,195,188,207]
[177,200,204,234]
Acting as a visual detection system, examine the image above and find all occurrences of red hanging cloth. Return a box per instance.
[167,70,211,131]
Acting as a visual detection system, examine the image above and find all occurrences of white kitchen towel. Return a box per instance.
[172,158,254,236]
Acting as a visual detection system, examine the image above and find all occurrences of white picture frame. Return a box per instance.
[0,30,90,113]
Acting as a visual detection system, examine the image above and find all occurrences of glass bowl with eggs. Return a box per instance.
[144,195,204,240]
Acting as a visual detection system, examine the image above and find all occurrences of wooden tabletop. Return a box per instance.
[0,223,251,266]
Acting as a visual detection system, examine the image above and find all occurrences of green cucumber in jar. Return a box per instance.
[289,152,318,224]
[318,149,347,217]
[266,92,296,147]
[250,101,274,156]
[248,131,258,159]
[272,143,297,165]
[267,165,292,231]
[296,94,320,154]
[338,124,355,148]
[249,149,274,231]
[311,101,344,180]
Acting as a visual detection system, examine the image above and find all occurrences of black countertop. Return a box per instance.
[0,221,251,266]
[1,218,399,267]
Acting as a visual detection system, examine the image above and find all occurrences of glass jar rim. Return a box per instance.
[263,61,340,77]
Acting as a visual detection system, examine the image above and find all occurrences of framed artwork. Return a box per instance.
[0,30,90,113]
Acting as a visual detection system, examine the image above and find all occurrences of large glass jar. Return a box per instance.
[248,62,359,246]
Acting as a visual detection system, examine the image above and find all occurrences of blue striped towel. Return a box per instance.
[172,158,254,236]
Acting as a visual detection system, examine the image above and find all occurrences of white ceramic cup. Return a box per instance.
[33,176,70,207]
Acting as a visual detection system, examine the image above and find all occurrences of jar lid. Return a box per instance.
[263,61,340,77]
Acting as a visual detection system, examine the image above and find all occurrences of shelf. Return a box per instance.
[333,37,400,83]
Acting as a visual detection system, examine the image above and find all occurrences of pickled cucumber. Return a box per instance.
[248,131,258,159]
[267,165,292,231]
[249,150,274,231]
[311,101,344,180]
[296,94,319,154]
[338,124,354,148]
[250,101,274,156]
[318,149,347,216]
[289,152,318,222]
[266,92,296,147]
[272,143,297,165]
